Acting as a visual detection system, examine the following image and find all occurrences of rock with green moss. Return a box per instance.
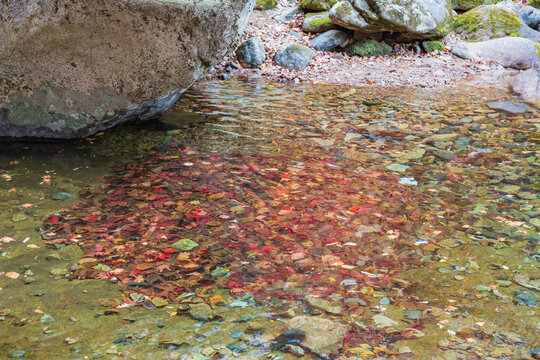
[0,0,257,139]
[329,0,453,39]
[303,12,337,32]
[422,40,446,52]
[346,39,392,57]
[274,44,315,69]
[255,0,277,10]
[454,5,539,41]
[300,0,339,12]
[452,0,501,11]
[451,37,540,70]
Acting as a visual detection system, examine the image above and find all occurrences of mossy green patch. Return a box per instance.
[454,7,523,41]
[529,0,540,9]
[255,0,277,10]
[300,0,338,12]
[347,39,392,57]
[422,41,445,53]
[452,0,500,11]
[535,43,540,57]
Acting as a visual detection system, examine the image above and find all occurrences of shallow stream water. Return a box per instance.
[0,80,538,360]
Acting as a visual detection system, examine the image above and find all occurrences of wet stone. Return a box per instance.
[227,342,248,353]
[286,316,349,357]
[404,310,422,320]
[189,303,214,321]
[305,295,342,314]
[231,330,243,339]
[515,291,538,306]
[51,192,73,200]
[487,101,529,115]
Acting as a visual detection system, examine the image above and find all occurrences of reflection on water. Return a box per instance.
[0,80,538,359]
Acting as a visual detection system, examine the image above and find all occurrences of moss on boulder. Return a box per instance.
[302,12,337,32]
[451,0,500,11]
[300,0,339,12]
[422,40,445,52]
[454,7,523,41]
[255,0,277,10]
[330,0,453,40]
[346,39,392,57]
[529,0,540,9]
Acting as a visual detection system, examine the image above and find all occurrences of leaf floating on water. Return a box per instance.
[5,272,20,279]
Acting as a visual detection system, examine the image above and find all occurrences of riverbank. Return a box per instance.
[208,2,534,94]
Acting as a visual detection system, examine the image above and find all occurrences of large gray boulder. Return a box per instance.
[0,0,255,139]
[451,37,540,70]
[329,0,453,39]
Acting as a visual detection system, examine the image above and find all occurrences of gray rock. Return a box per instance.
[329,0,453,39]
[309,30,348,51]
[492,0,520,13]
[274,6,303,22]
[520,6,540,29]
[517,24,540,42]
[274,44,315,69]
[510,69,540,105]
[451,37,540,70]
[487,101,530,115]
[236,37,266,68]
[287,316,349,357]
[0,0,256,139]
